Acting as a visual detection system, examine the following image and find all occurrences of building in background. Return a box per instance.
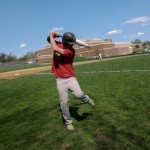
[35,39,135,63]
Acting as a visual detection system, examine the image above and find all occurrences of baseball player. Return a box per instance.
[47,32,95,131]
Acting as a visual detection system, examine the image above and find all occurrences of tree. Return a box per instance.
[132,39,142,44]
[143,41,150,48]
[18,51,35,61]
[7,54,17,62]
[0,53,7,62]
[18,54,28,61]
[26,52,35,60]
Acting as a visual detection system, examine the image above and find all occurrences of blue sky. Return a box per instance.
[0,0,150,57]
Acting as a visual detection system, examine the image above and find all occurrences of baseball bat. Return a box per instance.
[76,39,91,48]
[59,35,91,48]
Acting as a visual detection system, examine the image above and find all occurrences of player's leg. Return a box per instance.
[56,78,73,125]
[68,77,92,103]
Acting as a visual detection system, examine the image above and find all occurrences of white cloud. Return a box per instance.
[124,32,144,38]
[19,44,27,48]
[137,32,144,36]
[106,30,123,35]
[51,27,64,31]
[125,16,150,24]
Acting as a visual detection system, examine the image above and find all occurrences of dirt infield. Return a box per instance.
[0,54,149,79]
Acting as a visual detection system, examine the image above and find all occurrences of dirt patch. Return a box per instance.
[0,66,51,79]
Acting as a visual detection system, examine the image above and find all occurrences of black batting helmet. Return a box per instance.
[62,32,77,46]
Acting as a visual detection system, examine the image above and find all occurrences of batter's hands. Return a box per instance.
[50,31,61,38]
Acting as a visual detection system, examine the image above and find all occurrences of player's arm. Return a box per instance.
[50,32,64,55]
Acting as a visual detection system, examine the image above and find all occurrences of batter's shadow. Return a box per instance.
[69,105,93,121]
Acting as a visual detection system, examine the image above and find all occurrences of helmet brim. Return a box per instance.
[66,41,77,45]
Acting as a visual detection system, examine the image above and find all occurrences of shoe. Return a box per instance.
[66,124,75,131]
[88,99,95,107]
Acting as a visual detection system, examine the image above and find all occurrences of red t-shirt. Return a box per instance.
[51,41,75,78]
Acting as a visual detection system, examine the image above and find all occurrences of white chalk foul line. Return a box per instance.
[36,70,150,75]
[77,70,150,73]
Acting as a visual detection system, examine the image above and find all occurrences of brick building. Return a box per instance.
[34,39,133,63]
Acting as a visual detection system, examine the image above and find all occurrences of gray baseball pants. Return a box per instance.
[56,77,90,125]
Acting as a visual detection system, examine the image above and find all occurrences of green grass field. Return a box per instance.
[0,54,150,149]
